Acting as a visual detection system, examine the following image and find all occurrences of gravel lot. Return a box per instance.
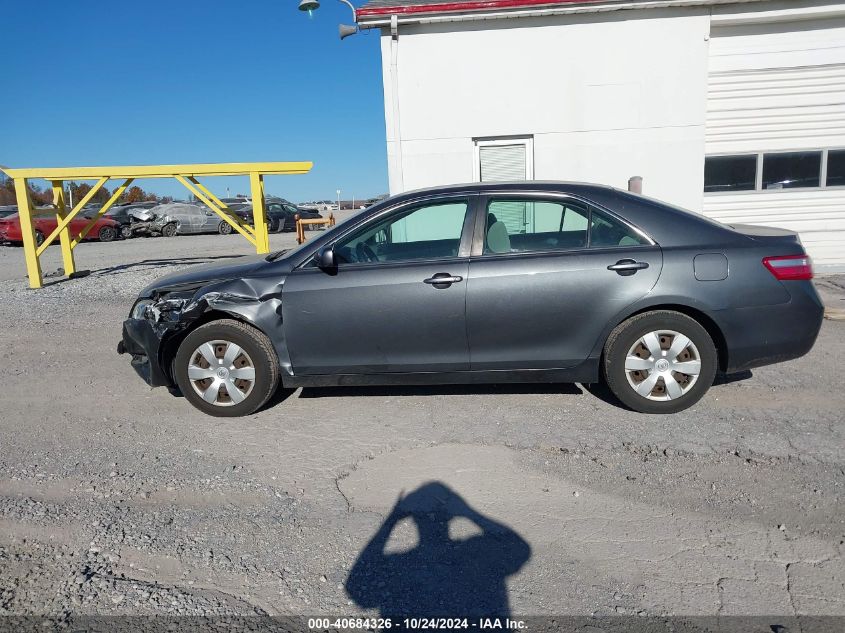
[1,227,844,620]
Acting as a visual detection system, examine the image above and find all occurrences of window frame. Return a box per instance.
[300,194,478,271]
[702,153,759,193]
[704,148,845,195]
[473,136,535,183]
[470,191,655,259]
[824,147,845,189]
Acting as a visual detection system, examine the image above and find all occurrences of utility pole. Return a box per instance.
[336,188,341,212]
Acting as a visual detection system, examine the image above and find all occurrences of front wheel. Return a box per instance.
[161,223,177,237]
[120,225,133,239]
[218,221,233,235]
[603,310,717,414]
[99,226,116,242]
[173,319,280,417]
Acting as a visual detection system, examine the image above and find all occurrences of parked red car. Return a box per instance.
[0,212,120,245]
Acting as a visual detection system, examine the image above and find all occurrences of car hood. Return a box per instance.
[139,254,270,298]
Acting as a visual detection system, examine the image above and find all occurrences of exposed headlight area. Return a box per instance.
[130,296,190,322]
[131,299,155,320]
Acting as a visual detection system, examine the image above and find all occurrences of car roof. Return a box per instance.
[391,180,617,198]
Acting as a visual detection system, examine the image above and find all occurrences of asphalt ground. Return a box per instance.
[0,224,843,622]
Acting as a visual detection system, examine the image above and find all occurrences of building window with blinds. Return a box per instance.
[474,137,534,184]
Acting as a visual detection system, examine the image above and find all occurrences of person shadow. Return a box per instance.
[345,482,531,618]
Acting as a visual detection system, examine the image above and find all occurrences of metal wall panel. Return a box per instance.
[705,19,845,270]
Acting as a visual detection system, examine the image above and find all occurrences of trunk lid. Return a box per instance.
[730,223,803,246]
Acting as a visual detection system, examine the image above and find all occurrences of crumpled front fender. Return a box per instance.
[119,273,292,388]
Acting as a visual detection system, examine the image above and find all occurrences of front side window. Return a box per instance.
[704,155,757,192]
[335,200,469,265]
[483,198,647,255]
[762,151,821,189]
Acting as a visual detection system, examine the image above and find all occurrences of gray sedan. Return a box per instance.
[120,182,823,417]
[150,203,235,237]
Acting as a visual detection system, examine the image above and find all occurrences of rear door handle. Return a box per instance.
[424,273,463,286]
[607,259,649,275]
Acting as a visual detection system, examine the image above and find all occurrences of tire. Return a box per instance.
[218,221,233,235]
[98,226,116,242]
[161,223,177,237]
[34,230,45,246]
[173,319,280,417]
[603,310,717,414]
[120,225,133,239]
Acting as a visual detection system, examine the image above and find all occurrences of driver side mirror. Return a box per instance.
[315,246,337,272]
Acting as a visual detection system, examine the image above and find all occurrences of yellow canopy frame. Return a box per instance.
[0,161,312,288]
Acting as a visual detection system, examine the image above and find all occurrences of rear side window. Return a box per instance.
[589,210,649,248]
[483,198,647,255]
[484,200,589,254]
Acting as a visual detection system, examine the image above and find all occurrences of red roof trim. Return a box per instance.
[357,0,606,18]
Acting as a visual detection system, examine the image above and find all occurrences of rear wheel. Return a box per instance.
[161,223,177,237]
[174,319,280,417]
[603,310,717,414]
[218,221,233,235]
[98,226,116,242]
[34,230,45,246]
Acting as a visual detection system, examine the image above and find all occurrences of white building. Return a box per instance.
[357,0,845,270]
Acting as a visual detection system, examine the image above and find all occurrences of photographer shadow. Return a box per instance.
[346,482,531,618]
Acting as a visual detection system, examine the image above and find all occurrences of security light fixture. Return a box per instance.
[339,23,359,39]
[298,0,358,39]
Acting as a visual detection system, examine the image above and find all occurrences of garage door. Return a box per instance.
[704,18,845,270]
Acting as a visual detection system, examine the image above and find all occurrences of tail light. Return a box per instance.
[762,254,813,280]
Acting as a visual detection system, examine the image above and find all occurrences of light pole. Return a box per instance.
[298,0,359,39]
[336,189,341,212]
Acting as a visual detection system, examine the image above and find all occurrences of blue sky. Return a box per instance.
[0,0,388,203]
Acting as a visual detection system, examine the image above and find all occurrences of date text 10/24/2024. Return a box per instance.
[308,618,528,630]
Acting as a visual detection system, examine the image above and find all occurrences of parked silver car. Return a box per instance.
[150,203,234,237]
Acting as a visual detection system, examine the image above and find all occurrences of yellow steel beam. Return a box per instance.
[36,177,107,256]
[71,178,133,247]
[1,161,312,180]
[14,179,43,289]
[249,172,270,253]
[51,182,76,276]
[0,161,313,289]
[174,175,257,247]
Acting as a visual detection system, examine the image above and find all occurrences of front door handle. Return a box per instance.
[607,259,649,276]
[423,273,463,286]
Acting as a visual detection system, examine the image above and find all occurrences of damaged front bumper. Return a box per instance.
[119,317,181,387]
[118,297,192,388]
